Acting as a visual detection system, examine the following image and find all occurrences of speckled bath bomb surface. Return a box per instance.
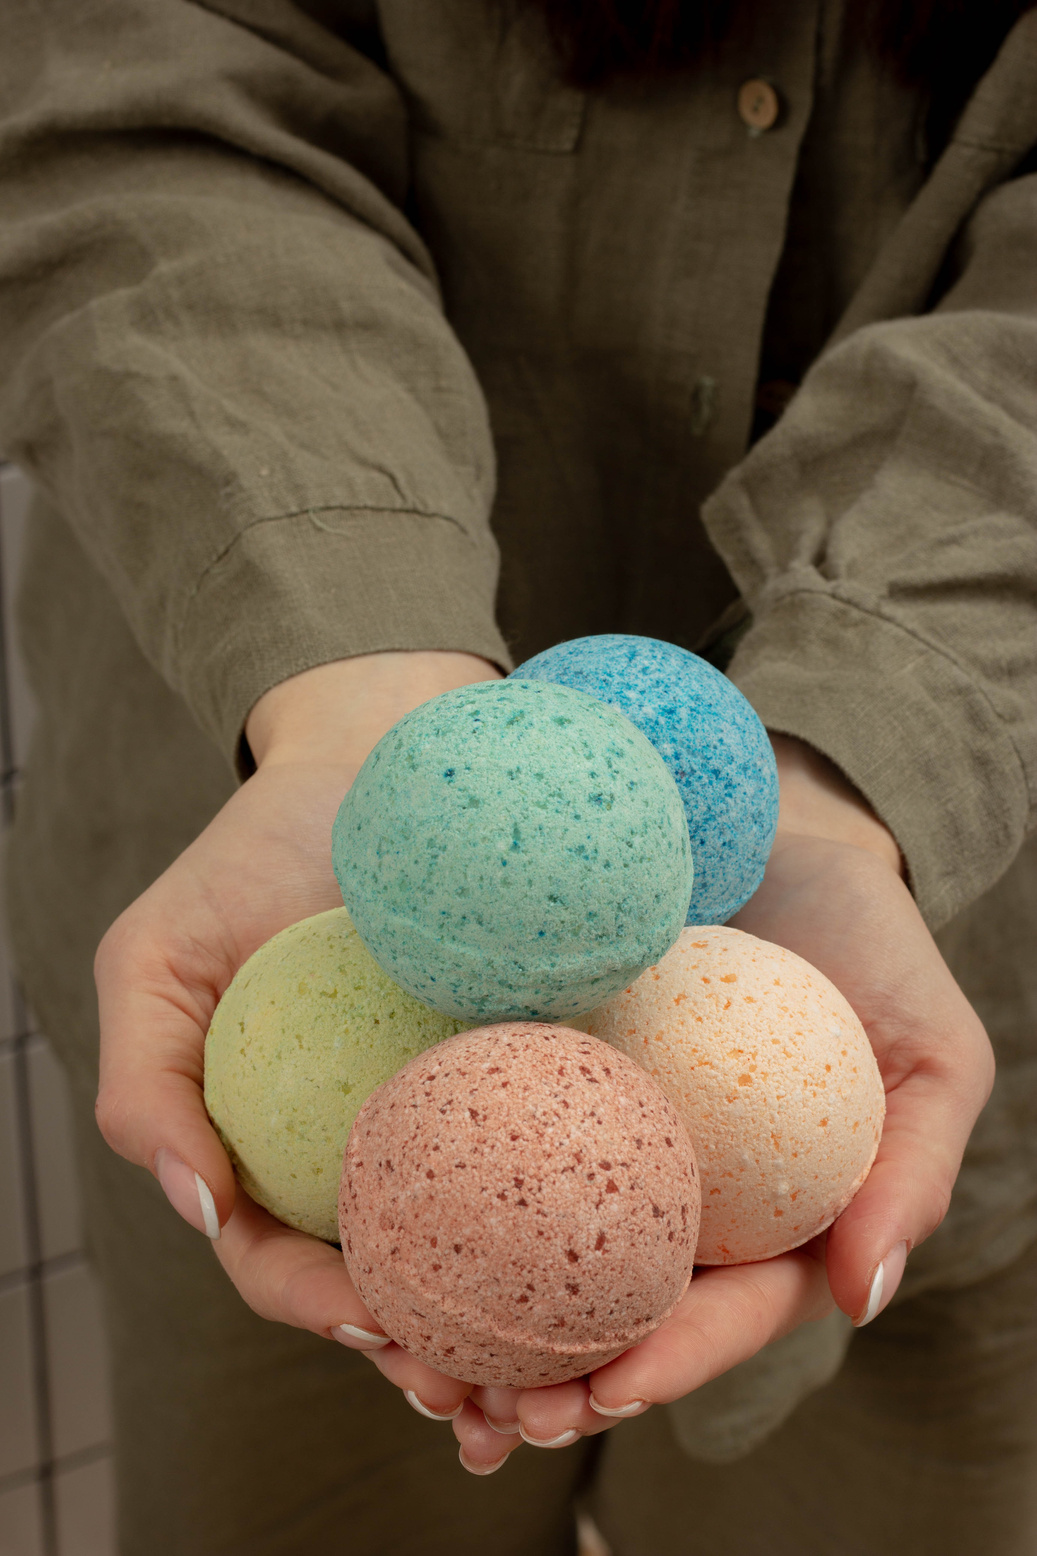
[584,927,885,1263]
[332,679,694,1022]
[514,635,779,923]
[340,1023,701,1387]
[204,909,465,1242]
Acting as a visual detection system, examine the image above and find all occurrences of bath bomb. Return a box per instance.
[513,635,779,923]
[584,926,884,1263]
[332,678,694,1023]
[204,908,465,1241]
[340,1023,700,1388]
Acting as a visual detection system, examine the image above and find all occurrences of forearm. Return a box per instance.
[1,0,509,765]
[704,175,1037,928]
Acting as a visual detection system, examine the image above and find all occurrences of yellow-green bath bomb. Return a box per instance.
[204,907,466,1242]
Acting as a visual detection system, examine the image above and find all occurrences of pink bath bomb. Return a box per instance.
[584,927,885,1264]
[339,1023,700,1388]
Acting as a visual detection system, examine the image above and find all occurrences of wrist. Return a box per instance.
[770,734,904,878]
[245,652,503,772]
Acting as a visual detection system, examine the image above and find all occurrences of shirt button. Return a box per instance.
[737,79,781,133]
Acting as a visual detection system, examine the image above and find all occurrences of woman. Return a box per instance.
[1,0,1035,1550]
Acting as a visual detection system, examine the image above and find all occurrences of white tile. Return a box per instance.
[0,1281,38,1479]
[27,1038,82,1264]
[42,1263,112,1461]
[0,1048,29,1279]
[54,1456,116,1556]
[0,1479,44,1556]
[0,464,38,771]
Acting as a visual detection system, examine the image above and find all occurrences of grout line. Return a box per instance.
[10,996,59,1555]
[0,1249,87,1300]
[0,1015,37,1059]
[0,1442,114,1499]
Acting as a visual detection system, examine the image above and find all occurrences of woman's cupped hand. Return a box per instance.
[93,677,993,1476]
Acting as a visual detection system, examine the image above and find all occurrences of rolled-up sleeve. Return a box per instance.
[0,0,511,762]
[703,172,1037,930]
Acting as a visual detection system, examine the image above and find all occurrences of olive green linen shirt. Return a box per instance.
[2,0,1037,1467]
[2,0,1036,927]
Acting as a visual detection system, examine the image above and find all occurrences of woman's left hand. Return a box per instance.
[452,736,995,1473]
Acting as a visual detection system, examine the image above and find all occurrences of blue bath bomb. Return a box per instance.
[513,636,778,924]
[332,678,693,1022]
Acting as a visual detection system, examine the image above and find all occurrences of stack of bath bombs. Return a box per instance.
[204,637,884,1387]
[206,670,698,1239]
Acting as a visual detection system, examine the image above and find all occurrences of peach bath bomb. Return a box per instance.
[340,1023,700,1387]
[332,678,694,1022]
[584,927,884,1264]
[204,908,466,1242]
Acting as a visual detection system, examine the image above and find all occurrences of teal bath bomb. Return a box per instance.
[332,679,694,1022]
[204,908,465,1241]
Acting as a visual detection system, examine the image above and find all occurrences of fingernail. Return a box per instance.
[155,1148,220,1240]
[459,1448,509,1476]
[518,1425,580,1448]
[483,1414,521,1436]
[855,1240,909,1327]
[588,1395,648,1418]
[404,1389,463,1422]
[333,1323,391,1350]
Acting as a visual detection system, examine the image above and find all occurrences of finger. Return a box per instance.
[216,1192,385,1350]
[826,1057,984,1323]
[453,1400,520,1476]
[217,1195,473,1414]
[215,1191,388,1336]
[732,834,995,1329]
[587,1248,832,1417]
[367,1341,471,1420]
[824,946,992,1323]
[94,914,237,1232]
[515,1377,619,1446]
[469,1386,523,1434]
[208,1124,474,1415]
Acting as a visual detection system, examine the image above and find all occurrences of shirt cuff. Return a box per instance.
[174,506,512,772]
[726,589,1028,929]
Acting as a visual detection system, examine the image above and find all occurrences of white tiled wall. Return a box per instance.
[0,465,116,1556]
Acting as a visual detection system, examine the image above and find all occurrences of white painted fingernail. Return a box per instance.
[333,1324,391,1350]
[519,1425,580,1448]
[405,1390,463,1421]
[459,1448,509,1476]
[588,1395,647,1417]
[194,1173,221,1239]
[484,1415,521,1435]
[155,1149,221,1240]
[855,1240,909,1327]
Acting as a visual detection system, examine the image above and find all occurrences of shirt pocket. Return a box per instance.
[377,0,587,152]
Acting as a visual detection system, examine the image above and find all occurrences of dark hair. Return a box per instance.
[518,0,732,84]
[526,0,1033,156]
[523,0,1036,136]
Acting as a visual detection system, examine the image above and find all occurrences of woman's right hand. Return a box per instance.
[93,650,503,1424]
